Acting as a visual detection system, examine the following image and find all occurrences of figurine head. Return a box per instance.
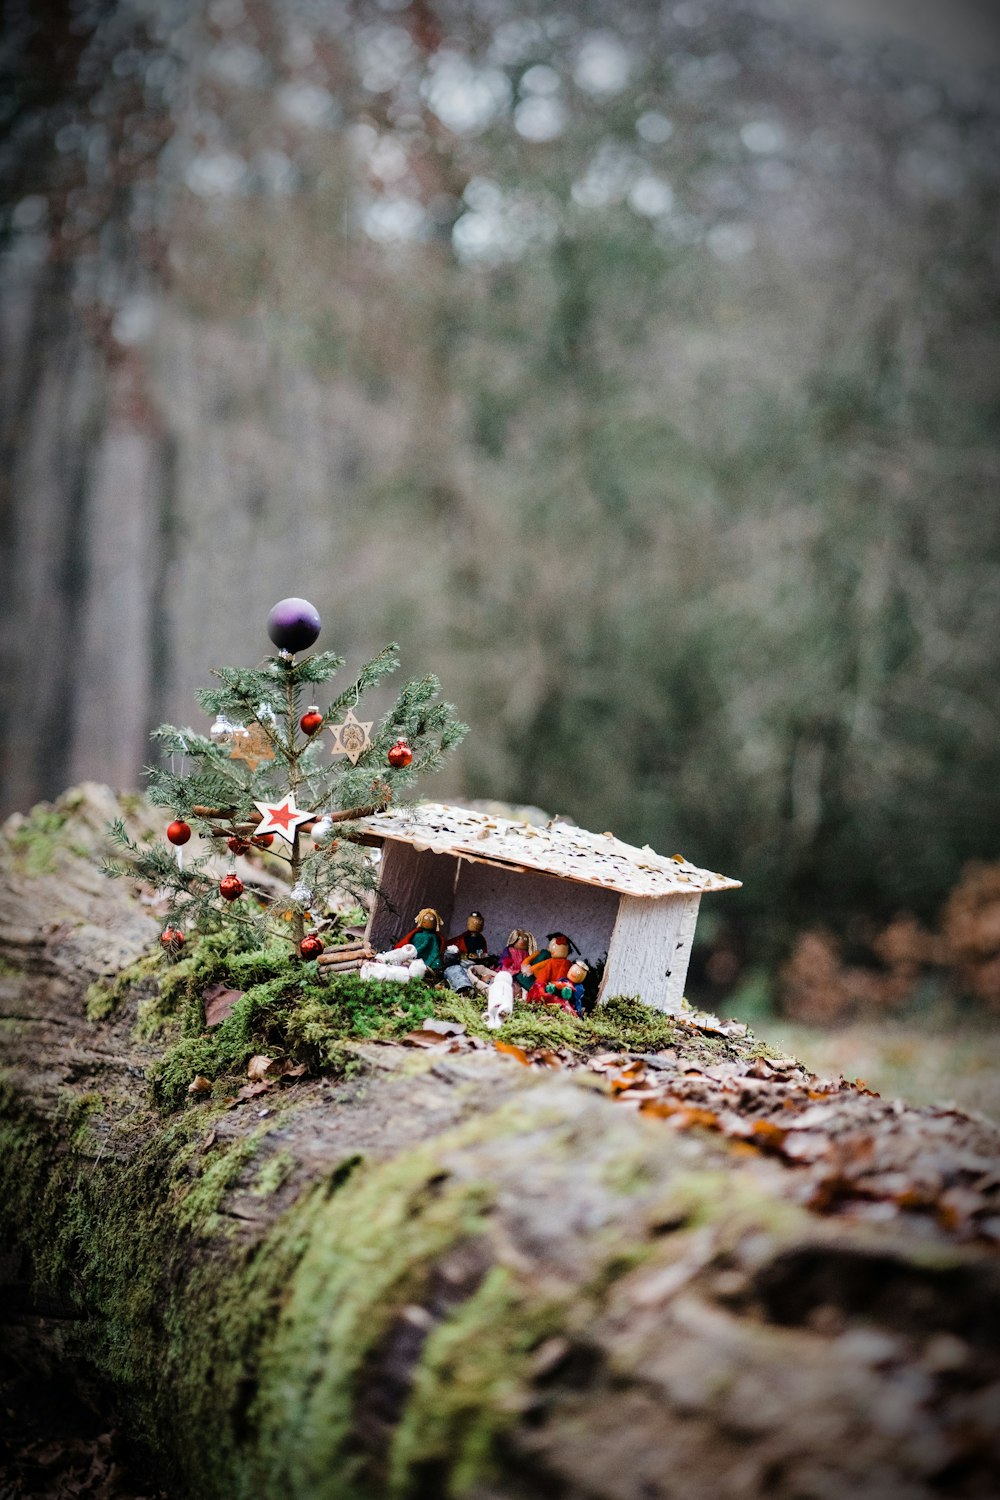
[466,911,484,933]
[567,961,588,984]
[415,907,442,931]
[547,933,571,959]
[506,927,535,951]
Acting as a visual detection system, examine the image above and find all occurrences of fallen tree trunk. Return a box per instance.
[2,785,999,1500]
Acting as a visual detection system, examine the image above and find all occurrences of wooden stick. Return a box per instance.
[318,943,372,961]
[196,804,385,836]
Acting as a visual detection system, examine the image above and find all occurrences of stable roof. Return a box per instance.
[353,802,741,900]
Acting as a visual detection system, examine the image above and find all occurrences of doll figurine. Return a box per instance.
[498,928,536,976]
[384,908,444,975]
[447,911,488,959]
[541,960,589,1017]
[518,933,574,993]
[443,911,490,994]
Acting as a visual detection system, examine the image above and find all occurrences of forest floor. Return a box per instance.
[751,1017,1000,1123]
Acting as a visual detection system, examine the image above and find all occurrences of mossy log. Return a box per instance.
[2,786,1000,1500]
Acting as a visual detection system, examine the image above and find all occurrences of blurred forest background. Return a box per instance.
[2,0,999,1084]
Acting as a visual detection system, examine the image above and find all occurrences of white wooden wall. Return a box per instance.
[366,842,460,951]
[599,893,701,1012]
[452,860,619,963]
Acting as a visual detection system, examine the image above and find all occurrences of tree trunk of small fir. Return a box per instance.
[2,784,999,1500]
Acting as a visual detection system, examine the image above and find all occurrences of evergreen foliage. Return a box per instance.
[103,620,466,952]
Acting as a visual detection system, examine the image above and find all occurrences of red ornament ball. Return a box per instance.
[388,737,413,769]
[219,874,244,902]
[253,832,274,849]
[300,706,324,736]
[160,927,184,950]
[299,933,324,961]
[227,836,250,854]
[166,819,191,846]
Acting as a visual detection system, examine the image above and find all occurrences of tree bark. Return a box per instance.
[1,785,999,1500]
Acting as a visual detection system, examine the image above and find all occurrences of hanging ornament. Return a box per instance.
[210,713,239,744]
[252,792,314,845]
[267,598,322,654]
[252,832,275,849]
[166,819,191,846]
[255,702,277,724]
[299,933,324,961]
[300,705,323,736]
[228,836,250,854]
[219,873,244,902]
[311,814,333,845]
[328,707,373,766]
[160,927,185,950]
[289,882,314,905]
[230,723,275,771]
[387,737,413,769]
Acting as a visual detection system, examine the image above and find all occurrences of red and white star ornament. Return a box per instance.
[252,792,315,846]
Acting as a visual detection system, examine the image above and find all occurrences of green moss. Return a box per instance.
[4,801,73,875]
[251,1150,295,1199]
[434,990,682,1055]
[172,1132,261,1235]
[92,928,760,1115]
[388,1266,561,1497]
[0,1079,582,1500]
[87,953,163,1021]
[148,943,440,1108]
[57,1089,105,1152]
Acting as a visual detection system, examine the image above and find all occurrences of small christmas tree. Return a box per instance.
[105,598,466,957]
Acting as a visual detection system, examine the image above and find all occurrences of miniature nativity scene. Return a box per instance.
[118,597,741,1028]
[340,803,741,1024]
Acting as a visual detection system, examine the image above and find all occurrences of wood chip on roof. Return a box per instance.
[353,802,741,898]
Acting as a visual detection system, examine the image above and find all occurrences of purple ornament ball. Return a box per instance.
[267,597,322,653]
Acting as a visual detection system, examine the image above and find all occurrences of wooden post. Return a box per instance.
[599,893,701,1012]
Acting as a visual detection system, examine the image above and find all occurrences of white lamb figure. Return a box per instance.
[360,955,428,983]
[376,943,418,964]
[360,959,409,981]
[486,970,514,1030]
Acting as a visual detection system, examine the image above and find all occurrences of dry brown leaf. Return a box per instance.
[247,1054,275,1081]
[187,1075,213,1095]
[402,1028,458,1048]
[747,1119,789,1152]
[673,1106,722,1130]
[230,1080,271,1106]
[203,983,244,1028]
[495,1039,531,1066]
[419,1017,467,1036]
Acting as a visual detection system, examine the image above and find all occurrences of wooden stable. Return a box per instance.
[353,804,741,1012]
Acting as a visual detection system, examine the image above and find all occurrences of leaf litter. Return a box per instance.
[392,1016,1000,1246]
